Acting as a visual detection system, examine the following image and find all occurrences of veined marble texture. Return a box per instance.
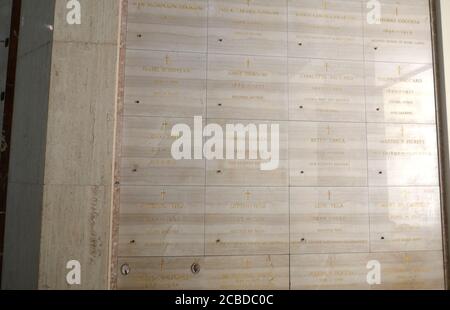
[117,0,445,290]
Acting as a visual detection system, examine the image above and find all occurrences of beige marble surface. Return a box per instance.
[116,0,446,290]
[290,187,370,254]
[291,251,445,290]
[364,0,432,64]
[365,62,436,124]
[127,0,207,52]
[205,187,289,255]
[288,0,364,61]
[119,186,205,256]
[118,255,289,290]
[208,0,288,57]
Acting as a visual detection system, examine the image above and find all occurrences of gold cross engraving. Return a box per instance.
[162,121,169,130]
[244,191,252,201]
[403,254,411,265]
[326,255,336,267]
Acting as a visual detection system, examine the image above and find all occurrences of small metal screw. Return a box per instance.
[121,264,130,276]
[191,263,201,274]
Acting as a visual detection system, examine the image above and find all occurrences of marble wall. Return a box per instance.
[1,0,445,291]
[116,0,446,289]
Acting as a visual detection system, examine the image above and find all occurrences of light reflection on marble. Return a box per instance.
[367,123,439,186]
[369,187,443,252]
[364,0,432,63]
[366,62,436,124]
